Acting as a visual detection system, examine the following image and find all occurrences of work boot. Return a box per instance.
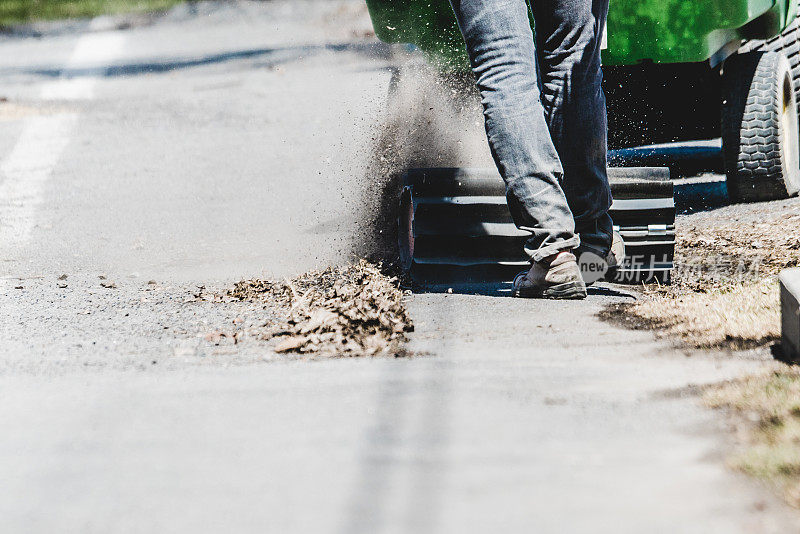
[512,251,587,300]
[577,230,625,285]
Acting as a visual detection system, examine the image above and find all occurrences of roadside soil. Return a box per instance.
[603,197,800,350]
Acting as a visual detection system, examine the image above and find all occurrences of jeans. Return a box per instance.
[449,0,613,261]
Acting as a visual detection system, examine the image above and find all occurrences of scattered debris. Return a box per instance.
[670,209,800,293]
[204,330,229,345]
[226,260,413,357]
[226,279,280,302]
[275,336,307,353]
[188,284,224,303]
[57,274,67,280]
[100,280,117,289]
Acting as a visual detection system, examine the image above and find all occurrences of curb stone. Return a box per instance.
[780,268,800,359]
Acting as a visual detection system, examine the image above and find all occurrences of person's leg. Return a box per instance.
[449,0,579,262]
[531,0,613,256]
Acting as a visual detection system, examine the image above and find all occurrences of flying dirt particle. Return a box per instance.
[351,60,492,267]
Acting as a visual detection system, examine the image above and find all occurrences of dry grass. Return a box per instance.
[606,280,780,349]
[705,368,800,506]
[674,209,800,290]
[603,199,800,350]
[612,201,800,508]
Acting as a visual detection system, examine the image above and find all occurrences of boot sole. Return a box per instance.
[512,280,587,300]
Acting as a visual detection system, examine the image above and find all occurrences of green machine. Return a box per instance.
[366,0,800,284]
[366,0,796,66]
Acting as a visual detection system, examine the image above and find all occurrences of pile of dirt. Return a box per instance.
[603,199,800,349]
[226,260,413,357]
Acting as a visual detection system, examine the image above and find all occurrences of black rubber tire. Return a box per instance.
[722,51,800,202]
[741,0,800,118]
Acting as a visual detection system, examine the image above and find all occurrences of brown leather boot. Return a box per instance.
[512,251,587,300]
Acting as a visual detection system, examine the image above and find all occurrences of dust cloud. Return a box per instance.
[351,57,493,266]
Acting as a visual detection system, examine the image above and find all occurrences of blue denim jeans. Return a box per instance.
[449,0,613,261]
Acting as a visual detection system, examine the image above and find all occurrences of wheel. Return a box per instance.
[722,51,800,202]
[741,0,800,121]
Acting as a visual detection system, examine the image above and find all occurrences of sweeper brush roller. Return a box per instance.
[398,167,675,286]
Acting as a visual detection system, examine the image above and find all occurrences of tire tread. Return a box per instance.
[722,51,795,202]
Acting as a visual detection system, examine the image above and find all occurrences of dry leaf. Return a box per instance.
[275,336,308,353]
[227,261,413,357]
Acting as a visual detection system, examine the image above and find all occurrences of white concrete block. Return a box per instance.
[780,268,800,360]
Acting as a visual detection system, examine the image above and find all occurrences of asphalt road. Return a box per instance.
[0,1,797,532]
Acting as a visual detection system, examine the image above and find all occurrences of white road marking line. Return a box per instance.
[40,31,126,101]
[0,114,79,245]
[0,28,126,248]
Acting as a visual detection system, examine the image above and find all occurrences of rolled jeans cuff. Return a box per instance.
[527,235,581,263]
